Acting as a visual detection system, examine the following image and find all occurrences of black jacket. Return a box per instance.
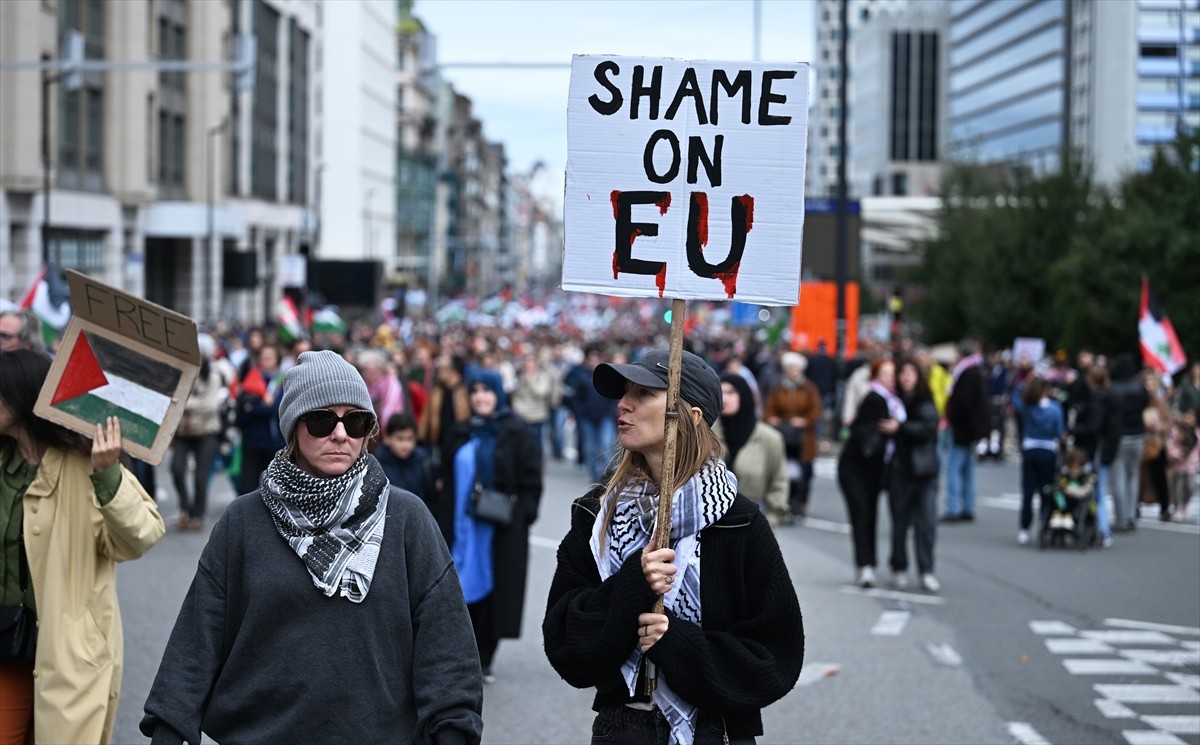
[1070,388,1119,464]
[947,365,991,445]
[894,397,940,480]
[543,491,803,739]
[441,412,543,639]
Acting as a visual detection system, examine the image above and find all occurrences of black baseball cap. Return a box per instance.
[593,349,723,426]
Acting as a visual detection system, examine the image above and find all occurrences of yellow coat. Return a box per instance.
[22,447,165,745]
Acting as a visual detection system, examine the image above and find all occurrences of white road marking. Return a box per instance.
[870,610,911,636]
[1119,649,1200,667]
[1046,638,1114,654]
[1030,620,1078,635]
[529,535,559,550]
[839,586,946,606]
[1093,684,1200,704]
[1182,641,1200,651]
[925,642,963,667]
[1121,730,1187,745]
[1164,672,1200,689]
[800,517,851,534]
[793,662,840,687]
[813,457,837,480]
[1105,618,1200,637]
[1081,630,1177,645]
[1096,699,1138,719]
[1140,716,1200,735]
[979,495,1019,511]
[1007,721,1052,745]
[1064,659,1157,675]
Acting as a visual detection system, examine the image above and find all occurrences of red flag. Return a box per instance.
[1138,277,1187,377]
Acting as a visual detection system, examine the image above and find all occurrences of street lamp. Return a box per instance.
[206,118,228,324]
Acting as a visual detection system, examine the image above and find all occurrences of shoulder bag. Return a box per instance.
[0,533,38,662]
[470,444,516,527]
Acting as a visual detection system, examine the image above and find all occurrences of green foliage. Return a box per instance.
[914,130,1199,358]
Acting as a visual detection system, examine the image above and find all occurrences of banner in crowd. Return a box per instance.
[34,270,201,465]
[562,55,810,305]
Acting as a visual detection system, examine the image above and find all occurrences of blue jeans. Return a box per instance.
[577,416,616,483]
[1094,461,1111,537]
[944,439,976,517]
[549,405,569,459]
[1021,448,1057,530]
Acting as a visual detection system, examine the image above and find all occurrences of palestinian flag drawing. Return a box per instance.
[1138,277,1187,378]
[49,330,182,448]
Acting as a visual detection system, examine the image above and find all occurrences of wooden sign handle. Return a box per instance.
[646,296,686,694]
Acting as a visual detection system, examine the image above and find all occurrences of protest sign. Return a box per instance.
[563,55,809,305]
[1012,337,1046,367]
[34,270,201,465]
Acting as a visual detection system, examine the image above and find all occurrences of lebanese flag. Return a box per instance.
[1138,277,1187,377]
[19,264,71,346]
[49,330,182,449]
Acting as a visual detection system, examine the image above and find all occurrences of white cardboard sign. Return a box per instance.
[563,55,810,305]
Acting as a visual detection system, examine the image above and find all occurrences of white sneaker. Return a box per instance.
[1101,534,1114,548]
[1062,515,1075,531]
[891,573,910,590]
[856,567,876,588]
[920,574,941,593]
[1017,529,1031,545]
[1049,514,1063,530]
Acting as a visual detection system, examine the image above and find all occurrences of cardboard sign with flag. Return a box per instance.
[34,270,201,465]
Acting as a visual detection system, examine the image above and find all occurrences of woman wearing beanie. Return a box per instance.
[440,369,543,684]
[142,350,483,744]
[543,349,803,745]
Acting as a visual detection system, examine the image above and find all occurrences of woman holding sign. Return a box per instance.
[0,349,165,744]
[543,349,803,745]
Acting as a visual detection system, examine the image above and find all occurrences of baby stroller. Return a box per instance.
[1038,464,1100,550]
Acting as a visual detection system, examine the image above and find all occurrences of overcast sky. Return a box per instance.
[415,0,817,181]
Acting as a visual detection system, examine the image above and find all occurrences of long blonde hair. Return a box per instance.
[596,396,723,546]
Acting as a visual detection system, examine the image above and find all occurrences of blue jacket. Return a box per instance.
[1015,395,1064,448]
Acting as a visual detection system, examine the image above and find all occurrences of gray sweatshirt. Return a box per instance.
[141,487,483,744]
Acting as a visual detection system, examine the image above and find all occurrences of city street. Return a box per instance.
[114,450,1200,745]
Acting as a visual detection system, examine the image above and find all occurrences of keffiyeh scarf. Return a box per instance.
[260,451,389,603]
[590,458,738,745]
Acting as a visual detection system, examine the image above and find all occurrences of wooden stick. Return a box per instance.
[646,296,686,694]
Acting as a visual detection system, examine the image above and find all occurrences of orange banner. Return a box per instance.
[790,282,858,358]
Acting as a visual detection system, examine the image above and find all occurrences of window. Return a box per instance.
[287,19,309,205]
[47,228,106,271]
[157,0,188,198]
[251,0,280,201]
[891,172,909,195]
[57,0,106,191]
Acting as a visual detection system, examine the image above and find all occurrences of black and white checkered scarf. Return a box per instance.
[260,451,389,603]
[590,458,738,745]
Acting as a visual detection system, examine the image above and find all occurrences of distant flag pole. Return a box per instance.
[1138,277,1187,377]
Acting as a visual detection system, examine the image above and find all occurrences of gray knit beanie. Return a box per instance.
[278,350,374,441]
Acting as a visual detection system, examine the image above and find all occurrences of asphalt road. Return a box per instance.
[111,447,1200,745]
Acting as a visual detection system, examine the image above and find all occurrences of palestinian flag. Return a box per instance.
[1138,277,1187,377]
[276,295,304,343]
[19,264,71,347]
[49,330,182,448]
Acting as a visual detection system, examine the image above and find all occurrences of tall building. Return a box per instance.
[315,0,396,270]
[395,2,438,290]
[946,0,1198,183]
[0,0,321,326]
[809,0,909,199]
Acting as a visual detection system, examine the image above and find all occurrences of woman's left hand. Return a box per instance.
[878,418,900,435]
[92,416,122,472]
[637,611,669,652]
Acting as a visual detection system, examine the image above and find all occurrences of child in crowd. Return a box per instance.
[375,413,438,510]
[1166,410,1199,522]
[1047,448,1096,532]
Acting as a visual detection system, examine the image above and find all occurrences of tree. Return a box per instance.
[914,128,1198,359]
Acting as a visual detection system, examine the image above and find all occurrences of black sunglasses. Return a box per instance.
[301,409,375,438]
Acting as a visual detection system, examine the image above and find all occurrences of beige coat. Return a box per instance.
[714,421,790,527]
[22,447,165,745]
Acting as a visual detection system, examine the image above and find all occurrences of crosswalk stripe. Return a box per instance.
[839,586,946,606]
[1119,650,1200,667]
[1121,730,1187,745]
[1094,685,1200,704]
[1064,659,1157,675]
[1030,620,1077,635]
[1163,672,1200,689]
[925,642,963,668]
[1081,630,1176,645]
[1095,699,1138,719]
[1046,638,1114,654]
[1140,716,1200,735]
[1007,722,1052,745]
[870,610,910,636]
[1105,618,1200,637]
